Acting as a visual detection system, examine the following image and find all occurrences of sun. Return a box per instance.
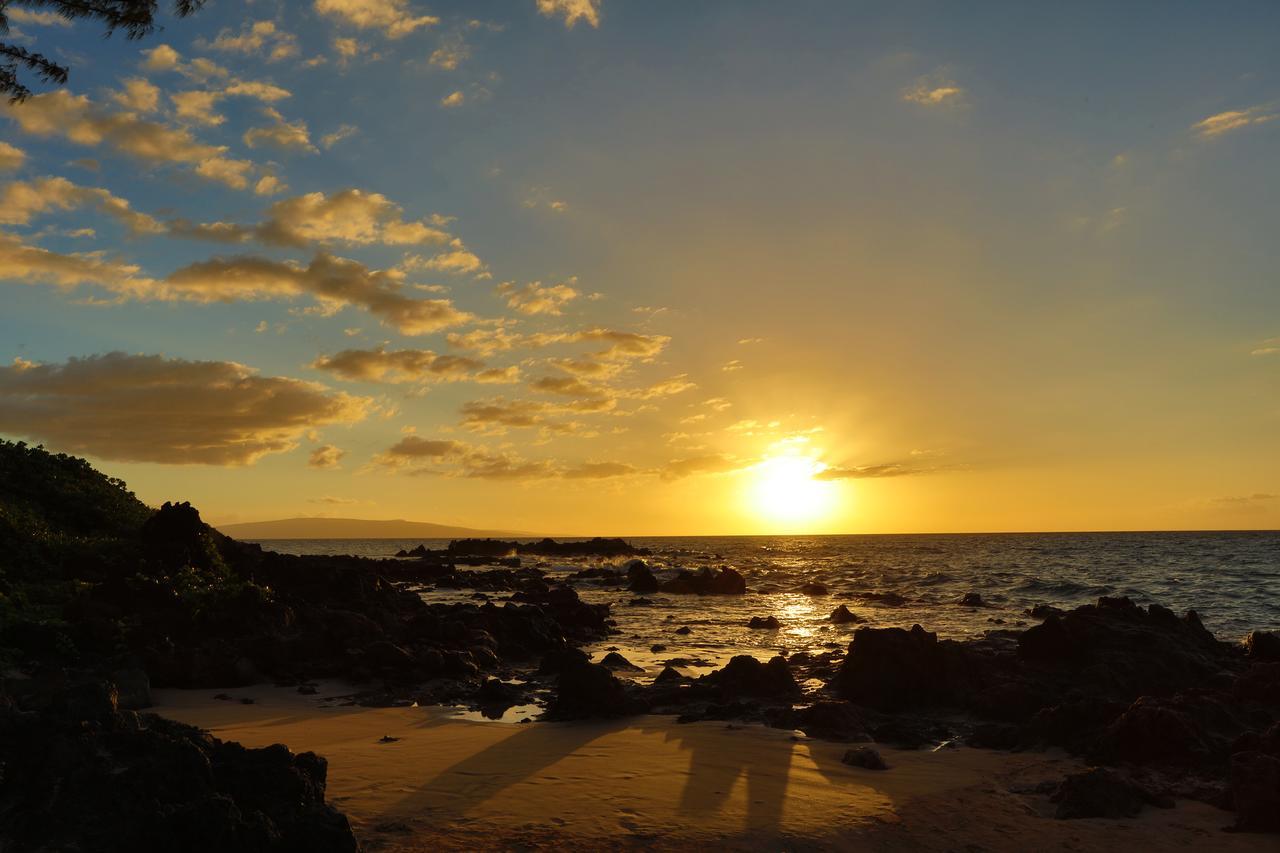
[747,454,839,528]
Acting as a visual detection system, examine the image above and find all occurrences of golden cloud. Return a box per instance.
[312,346,485,383]
[497,279,580,315]
[536,0,601,29]
[0,177,164,234]
[0,91,256,189]
[314,0,439,38]
[0,353,370,465]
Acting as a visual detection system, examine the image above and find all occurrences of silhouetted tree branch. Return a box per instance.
[0,0,205,101]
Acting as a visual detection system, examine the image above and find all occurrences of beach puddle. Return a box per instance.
[447,703,543,724]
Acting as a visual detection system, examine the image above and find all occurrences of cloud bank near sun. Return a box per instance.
[0,1,1275,533]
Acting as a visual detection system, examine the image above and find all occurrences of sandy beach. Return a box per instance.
[153,683,1268,852]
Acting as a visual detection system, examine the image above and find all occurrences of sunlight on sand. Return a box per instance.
[153,684,1272,852]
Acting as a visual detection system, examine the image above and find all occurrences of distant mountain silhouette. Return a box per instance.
[215,517,531,539]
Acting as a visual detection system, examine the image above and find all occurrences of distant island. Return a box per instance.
[215,516,531,539]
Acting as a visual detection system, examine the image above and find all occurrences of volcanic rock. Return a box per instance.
[659,567,746,596]
[702,655,799,699]
[829,605,861,624]
[626,561,660,593]
[842,747,888,770]
[1049,768,1172,819]
[545,659,639,720]
[834,625,956,711]
[601,651,643,671]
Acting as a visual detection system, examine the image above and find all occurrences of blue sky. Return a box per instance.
[1,0,1277,533]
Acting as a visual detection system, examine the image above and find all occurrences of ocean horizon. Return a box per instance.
[249,530,1280,644]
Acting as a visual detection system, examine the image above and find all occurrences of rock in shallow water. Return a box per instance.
[659,567,745,595]
[626,560,660,593]
[546,659,644,720]
[829,604,861,624]
[601,651,643,671]
[834,624,952,711]
[702,655,800,699]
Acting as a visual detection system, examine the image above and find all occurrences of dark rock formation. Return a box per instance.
[777,701,872,742]
[863,591,908,607]
[748,615,781,630]
[829,605,861,624]
[798,582,828,596]
[659,567,746,595]
[1245,631,1280,662]
[545,659,643,720]
[1230,748,1280,831]
[448,537,649,558]
[1049,768,1171,819]
[1089,693,1243,767]
[842,747,888,770]
[600,651,643,671]
[536,646,590,675]
[626,561,660,593]
[834,625,956,711]
[0,681,360,852]
[701,655,799,699]
[655,665,686,684]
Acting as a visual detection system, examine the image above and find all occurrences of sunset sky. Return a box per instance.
[1,0,1278,534]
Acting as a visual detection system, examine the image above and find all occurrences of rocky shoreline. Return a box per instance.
[1,441,1277,849]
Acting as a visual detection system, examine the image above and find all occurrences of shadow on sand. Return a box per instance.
[375,717,862,840]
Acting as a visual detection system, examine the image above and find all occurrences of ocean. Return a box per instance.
[248,531,1280,677]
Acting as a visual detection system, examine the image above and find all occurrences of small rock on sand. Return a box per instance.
[842,747,888,770]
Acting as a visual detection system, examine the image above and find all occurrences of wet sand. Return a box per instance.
[154,684,1266,852]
